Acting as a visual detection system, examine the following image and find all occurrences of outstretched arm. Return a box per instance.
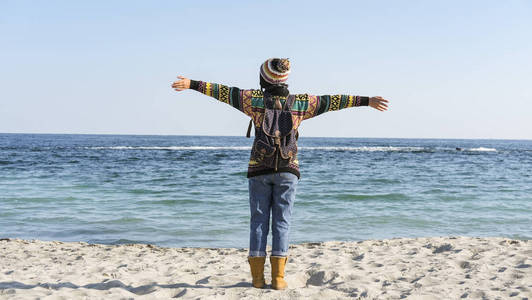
[300,93,389,120]
[171,76,254,117]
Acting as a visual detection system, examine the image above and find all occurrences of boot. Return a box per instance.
[270,256,288,290]
[248,256,266,288]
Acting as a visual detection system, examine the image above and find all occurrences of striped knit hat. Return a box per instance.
[260,58,291,85]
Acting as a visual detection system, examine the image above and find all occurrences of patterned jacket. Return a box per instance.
[189,80,369,178]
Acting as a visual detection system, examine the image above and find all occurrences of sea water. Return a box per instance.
[1,133,531,248]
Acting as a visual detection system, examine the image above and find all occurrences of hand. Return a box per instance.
[369,96,389,111]
[171,76,191,91]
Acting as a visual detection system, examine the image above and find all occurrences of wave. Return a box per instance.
[85,146,497,152]
[300,146,427,152]
[87,146,251,150]
[466,147,497,152]
[86,146,427,152]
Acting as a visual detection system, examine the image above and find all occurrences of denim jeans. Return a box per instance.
[248,172,298,257]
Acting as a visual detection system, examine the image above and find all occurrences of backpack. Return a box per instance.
[246,93,298,171]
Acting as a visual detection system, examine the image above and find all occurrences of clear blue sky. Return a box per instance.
[1,0,531,139]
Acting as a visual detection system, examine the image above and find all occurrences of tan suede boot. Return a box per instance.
[248,256,266,288]
[270,256,288,290]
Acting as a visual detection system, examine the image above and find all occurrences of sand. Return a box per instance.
[0,236,531,299]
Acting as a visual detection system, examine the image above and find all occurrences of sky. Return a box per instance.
[1,0,531,139]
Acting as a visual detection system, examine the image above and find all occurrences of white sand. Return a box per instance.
[1,236,531,299]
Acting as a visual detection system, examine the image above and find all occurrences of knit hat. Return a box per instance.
[260,58,291,85]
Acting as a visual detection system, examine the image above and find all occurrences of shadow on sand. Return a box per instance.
[0,277,252,296]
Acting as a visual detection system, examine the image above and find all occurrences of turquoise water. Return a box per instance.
[1,133,531,247]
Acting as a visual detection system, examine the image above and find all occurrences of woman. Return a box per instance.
[171,58,389,290]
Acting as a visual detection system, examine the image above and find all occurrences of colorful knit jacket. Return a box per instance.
[189,80,369,179]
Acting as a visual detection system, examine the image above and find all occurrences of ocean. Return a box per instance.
[1,133,531,248]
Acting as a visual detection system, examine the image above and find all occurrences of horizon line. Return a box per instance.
[1,132,531,141]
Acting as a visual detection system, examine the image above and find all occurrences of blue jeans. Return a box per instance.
[248,172,298,257]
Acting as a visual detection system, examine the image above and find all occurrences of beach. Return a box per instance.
[1,236,531,299]
[3,0,532,298]
[2,135,532,299]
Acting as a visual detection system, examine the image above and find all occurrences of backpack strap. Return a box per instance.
[284,95,295,112]
[286,95,297,141]
[246,119,253,138]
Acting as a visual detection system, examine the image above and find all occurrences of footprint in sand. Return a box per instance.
[195,276,210,285]
[352,253,364,261]
[305,269,339,286]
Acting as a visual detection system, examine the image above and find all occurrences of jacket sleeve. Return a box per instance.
[189,80,254,118]
[298,93,370,120]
